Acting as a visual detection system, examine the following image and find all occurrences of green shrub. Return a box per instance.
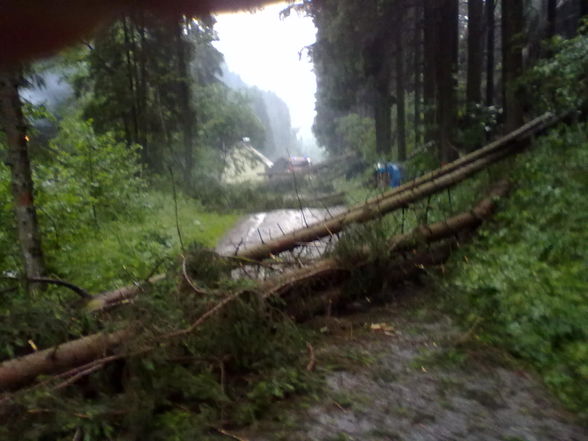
[524,25,588,114]
[445,123,588,415]
[35,116,145,244]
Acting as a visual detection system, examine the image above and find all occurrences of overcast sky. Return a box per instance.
[213,2,317,143]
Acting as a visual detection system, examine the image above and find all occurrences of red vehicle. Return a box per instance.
[287,156,312,172]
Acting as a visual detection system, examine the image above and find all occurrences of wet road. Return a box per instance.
[216,207,346,257]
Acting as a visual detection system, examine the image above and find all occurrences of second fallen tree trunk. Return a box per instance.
[263,180,510,301]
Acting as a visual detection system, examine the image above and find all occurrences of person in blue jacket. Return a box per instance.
[387,162,403,187]
[375,162,403,188]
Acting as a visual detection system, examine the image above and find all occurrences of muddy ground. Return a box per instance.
[232,287,587,441]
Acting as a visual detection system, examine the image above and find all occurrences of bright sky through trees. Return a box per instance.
[213,2,317,144]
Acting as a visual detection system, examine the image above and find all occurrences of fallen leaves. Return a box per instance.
[369,322,395,336]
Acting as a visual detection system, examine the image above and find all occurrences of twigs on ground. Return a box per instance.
[182,255,209,296]
[2,275,92,298]
[214,428,250,441]
[306,342,316,371]
[168,166,185,253]
[86,274,166,312]
[161,290,248,340]
[54,363,105,391]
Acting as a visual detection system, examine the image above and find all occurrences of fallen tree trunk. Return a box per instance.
[238,113,558,261]
[387,179,510,250]
[263,180,510,301]
[286,242,456,321]
[284,181,510,320]
[0,181,509,392]
[0,329,129,391]
[86,274,166,312]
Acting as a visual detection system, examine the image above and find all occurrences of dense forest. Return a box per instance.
[306,0,586,160]
[0,0,587,439]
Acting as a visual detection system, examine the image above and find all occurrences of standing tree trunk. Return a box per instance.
[423,0,437,146]
[175,18,195,189]
[395,15,407,161]
[467,0,484,106]
[374,81,392,157]
[502,0,525,132]
[485,0,496,107]
[436,0,459,162]
[136,12,151,169]
[122,17,140,147]
[413,3,423,146]
[0,68,45,286]
[547,0,557,38]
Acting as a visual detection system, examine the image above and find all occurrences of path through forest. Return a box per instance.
[234,287,587,441]
[210,169,588,441]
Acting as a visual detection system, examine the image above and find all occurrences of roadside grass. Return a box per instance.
[48,190,238,293]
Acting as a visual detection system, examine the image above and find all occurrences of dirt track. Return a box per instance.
[236,287,588,441]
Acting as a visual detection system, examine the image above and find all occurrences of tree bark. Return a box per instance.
[467,0,484,106]
[268,180,510,315]
[0,330,130,391]
[395,13,407,161]
[423,0,438,145]
[485,0,496,107]
[374,82,392,157]
[86,274,166,312]
[0,68,45,285]
[413,3,423,146]
[436,0,459,163]
[502,0,525,132]
[122,17,140,147]
[136,12,150,167]
[174,18,195,190]
[547,0,557,38]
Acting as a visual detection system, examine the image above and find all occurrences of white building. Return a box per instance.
[221,141,273,185]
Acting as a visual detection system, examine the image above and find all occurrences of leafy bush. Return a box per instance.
[0,114,238,361]
[35,116,145,243]
[334,113,376,160]
[457,104,500,152]
[524,25,588,114]
[0,161,20,275]
[444,123,588,415]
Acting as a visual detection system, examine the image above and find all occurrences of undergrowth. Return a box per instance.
[0,265,316,441]
[47,189,238,294]
[442,122,588,417]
